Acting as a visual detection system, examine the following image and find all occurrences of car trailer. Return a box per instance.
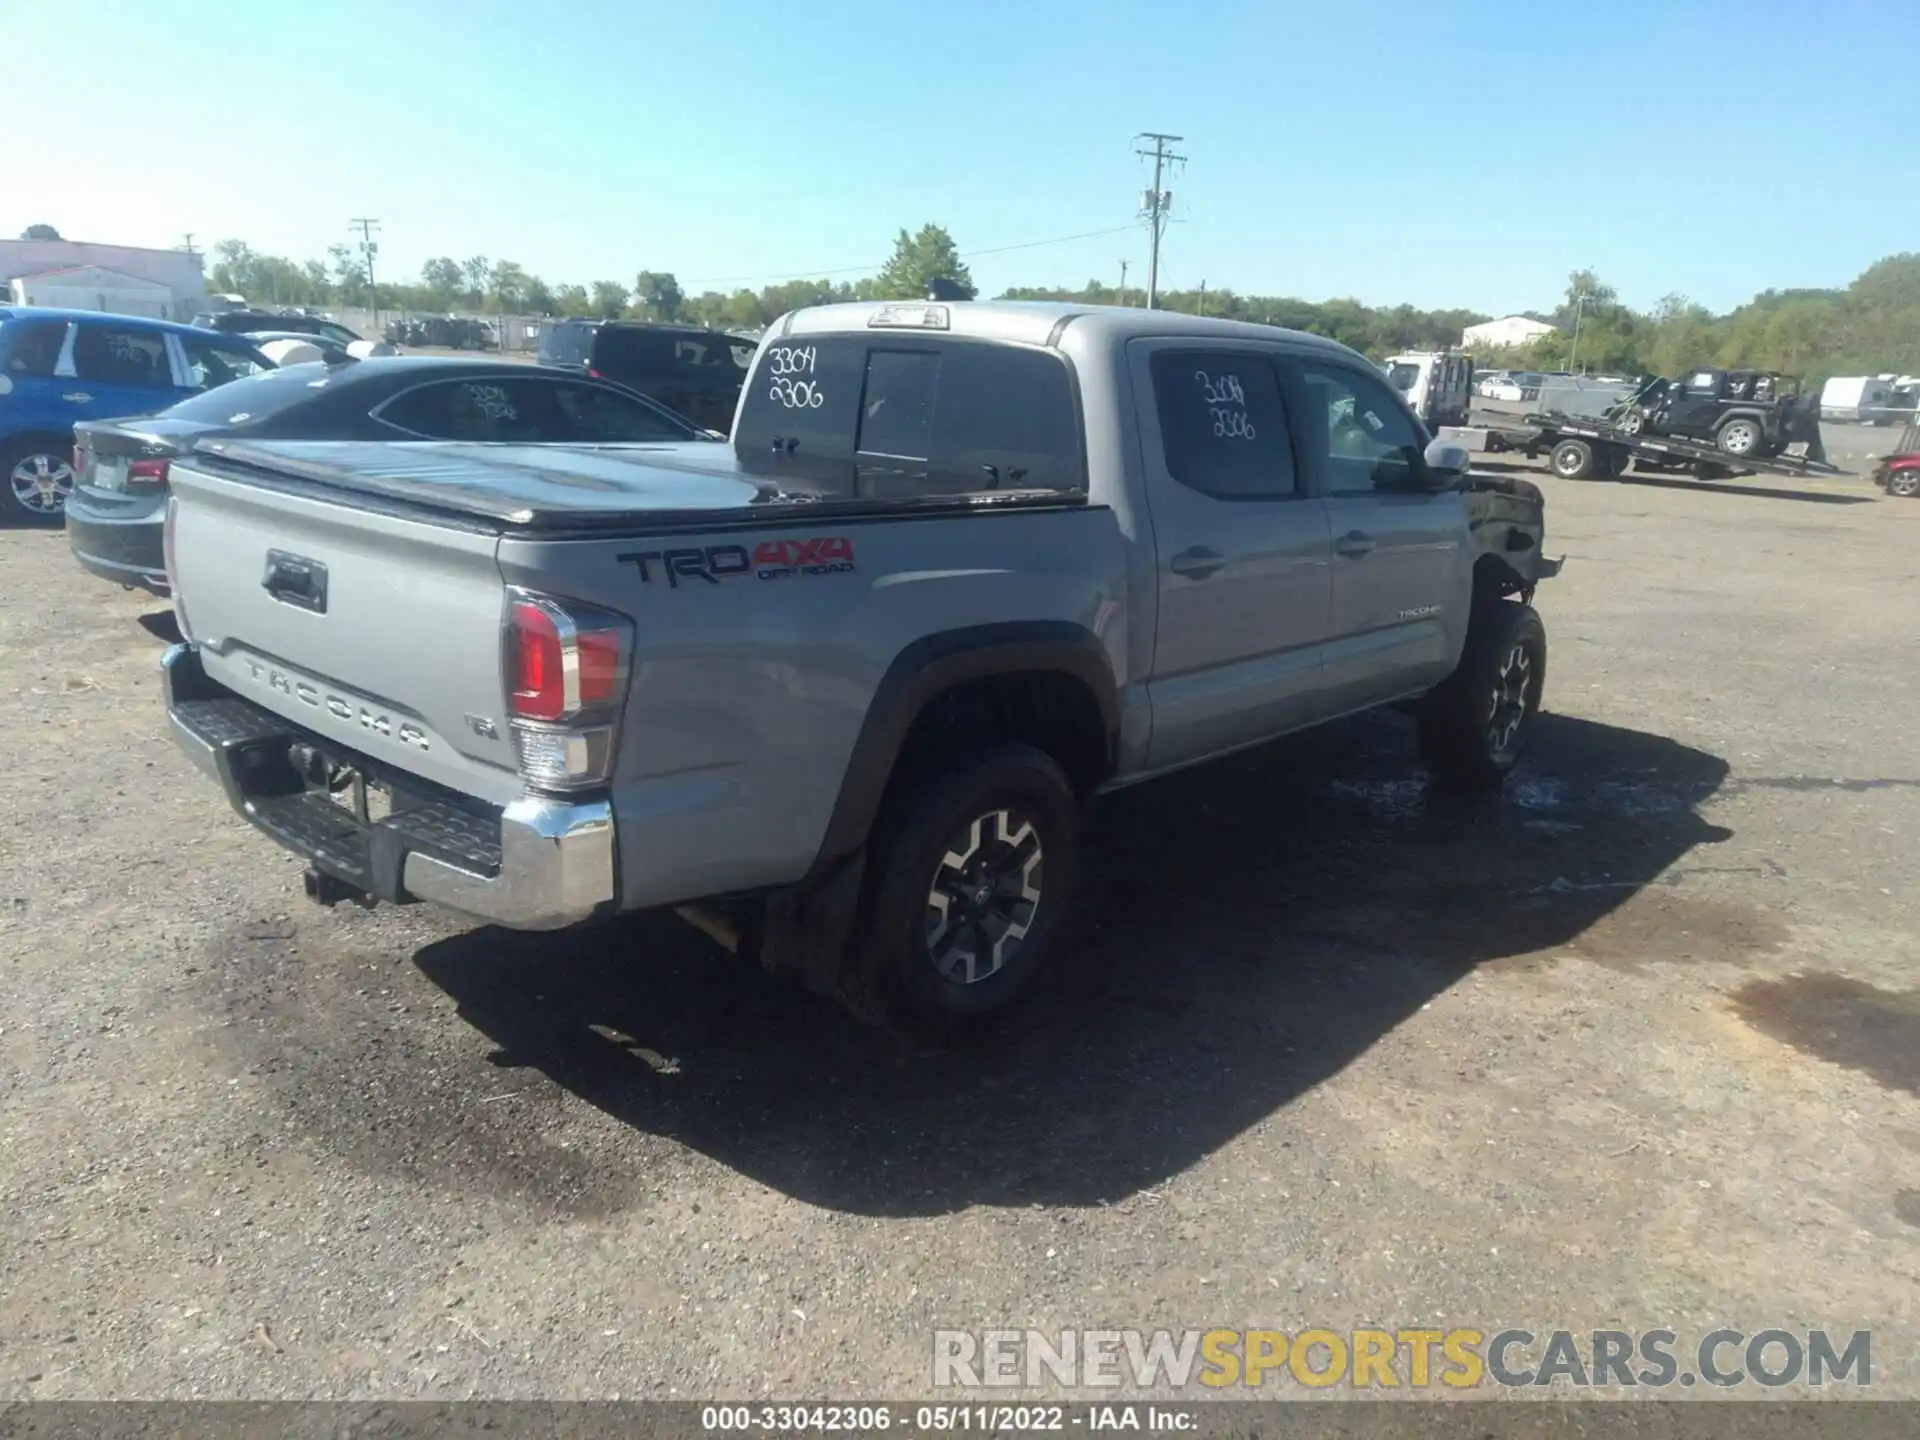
[1439,413,1851,483]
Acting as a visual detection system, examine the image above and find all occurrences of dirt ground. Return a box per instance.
[1,458,1916,1401]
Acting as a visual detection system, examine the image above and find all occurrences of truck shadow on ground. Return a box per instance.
[410,710,1734,1216]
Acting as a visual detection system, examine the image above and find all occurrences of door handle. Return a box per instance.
[1169,546,1226,580]
[62,391,92,404]
[1334,530,1376,559]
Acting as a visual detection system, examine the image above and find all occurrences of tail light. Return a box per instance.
[503,590,633,791]
[585,366,604,381]
[125,458,171,490]
[162,495,193,639]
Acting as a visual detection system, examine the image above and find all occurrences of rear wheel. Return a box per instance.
[1716,416,1763,456]
[1550,438,1595,479]
[843,744,1083,1033]
[2,436,75,524]
[1418,602,1547,790]
[1618,409,1646,436]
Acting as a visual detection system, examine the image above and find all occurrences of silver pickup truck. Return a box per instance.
[160,301,1560,1030]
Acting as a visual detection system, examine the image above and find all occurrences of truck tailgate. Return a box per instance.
[166,458,523,805]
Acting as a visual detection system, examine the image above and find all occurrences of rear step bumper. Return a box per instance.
[161,644,614,930]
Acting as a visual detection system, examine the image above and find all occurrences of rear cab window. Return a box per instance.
[1148,350,1298,500]
[734,334,1082,499]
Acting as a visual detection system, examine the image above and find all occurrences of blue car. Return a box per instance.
[0,307,271,524]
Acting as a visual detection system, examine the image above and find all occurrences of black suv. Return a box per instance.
[1616,367,1806,458]
[536,320,753,432]
[194,310,364,347]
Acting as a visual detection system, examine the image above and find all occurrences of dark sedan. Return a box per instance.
[65,357,714,593]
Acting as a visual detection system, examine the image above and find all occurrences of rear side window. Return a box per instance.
[548,381,697,441]
[736,336,1080,497]
[1,319,69,378]
[538,322,595,365]
[1150,350,1297,500]
[596,327,746,379]
[375,375,696,443]
[159,364,335,425]
[71,322,170,386]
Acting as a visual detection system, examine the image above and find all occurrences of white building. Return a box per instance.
[8,265,175,318]
[0,238,208,320]
[1461,314,1560,351]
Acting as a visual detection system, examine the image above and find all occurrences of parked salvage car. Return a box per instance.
[158,301,1562,1032]
[0,307,271,524]
[536,320,754,432]
[1873,451,1920,498]
[65,357,711,593]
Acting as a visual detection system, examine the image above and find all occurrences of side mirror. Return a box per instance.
[1422,437,1471,488]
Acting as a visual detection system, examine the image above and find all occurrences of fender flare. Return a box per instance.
[804,621,1120,881]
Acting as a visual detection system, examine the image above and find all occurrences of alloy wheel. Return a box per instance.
[1485,643,1534,758]
[924,807,1044,985]
[8,452,74,515]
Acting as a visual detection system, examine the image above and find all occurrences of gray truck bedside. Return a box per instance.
[160,300,1561,1030]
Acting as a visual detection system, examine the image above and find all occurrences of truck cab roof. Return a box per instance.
[770,299,1366,363]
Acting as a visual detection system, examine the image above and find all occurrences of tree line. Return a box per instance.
[203,225,1920,383]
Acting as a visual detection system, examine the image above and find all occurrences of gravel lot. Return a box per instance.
[1,458,1916,1401]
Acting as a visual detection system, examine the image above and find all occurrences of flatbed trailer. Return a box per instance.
[1438,412,1851,482]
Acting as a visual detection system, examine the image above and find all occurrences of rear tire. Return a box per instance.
[1550,439,1595,479]
[2,435,76,525]
[1716,416,1763,456]
[1418,602,1547,791]
[842,744,1083,1034]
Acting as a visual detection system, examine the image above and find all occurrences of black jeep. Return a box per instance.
[1614,367,1806,458]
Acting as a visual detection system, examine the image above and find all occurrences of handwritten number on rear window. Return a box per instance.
[463,383,516,420]
[1196,369,1255,440]
[766,345,824,409]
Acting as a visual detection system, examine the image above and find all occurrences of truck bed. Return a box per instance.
[190,438,1089,534]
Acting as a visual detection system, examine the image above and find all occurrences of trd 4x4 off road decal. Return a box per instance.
[619,537,856,588]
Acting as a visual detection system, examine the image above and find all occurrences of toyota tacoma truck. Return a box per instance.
[160,300,1561,1030]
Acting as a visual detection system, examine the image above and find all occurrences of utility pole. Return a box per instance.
[1117,259,1129,307]
[179,233,197,256]
[350,217,381,328]
[1569,291,1591,375]
[1134,131,1186,310]
[1198,280,1207,317]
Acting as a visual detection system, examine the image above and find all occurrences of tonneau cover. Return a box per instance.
[189,437,1084,531]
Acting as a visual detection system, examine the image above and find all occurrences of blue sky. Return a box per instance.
[9,0,1911,315]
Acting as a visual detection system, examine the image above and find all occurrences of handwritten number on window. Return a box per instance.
[1195,368,1255,441]
[766,345,824,409]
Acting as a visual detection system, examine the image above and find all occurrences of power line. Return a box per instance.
[1135,131,1186,310]
[680,223,1139,288]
